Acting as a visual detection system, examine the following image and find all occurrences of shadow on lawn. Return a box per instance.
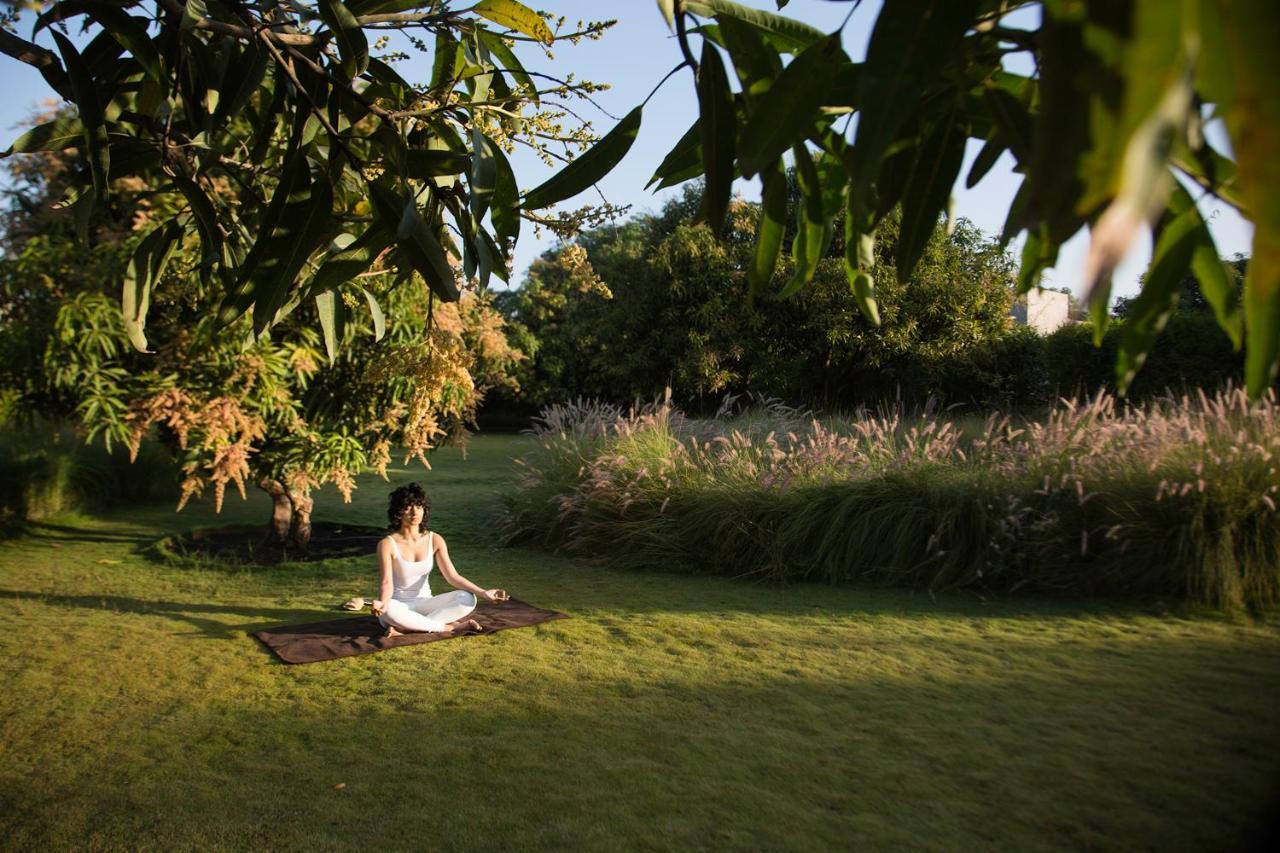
[0,588,330,640]
[21,520,155,545]
[1,645,1277,851]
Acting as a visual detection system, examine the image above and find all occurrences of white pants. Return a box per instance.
[379,590,477,633]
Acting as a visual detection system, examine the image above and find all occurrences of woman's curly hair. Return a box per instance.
[386,483,431,533]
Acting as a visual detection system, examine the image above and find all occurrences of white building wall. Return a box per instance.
[1011,290,1071,334]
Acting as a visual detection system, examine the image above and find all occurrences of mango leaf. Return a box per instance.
[850,0,978,221]
[1016,223,1059,295]
[83,5,164,83]
[897,113,966,282]
[470,127,498,222]
[315,287,347,363]
[172,173,222,277]
[488,137,520,247]
[362,287,387,341]
[737,34,844,177]
[251,176,337,335]
[717,13,782,101]
[843,191,880,325]
[778,143,825,298]
[748,158,787,304]
[966,136,1005,189]
[647,118,700,190]
[1115,190,1203,393]
[523,106,642,210]
[981,84,1033,166]
[320,0,369,78]
[697,40,736,235]
[368,179,460,302]
[477,29,539,104]
[308,224,394,296]
[4,115,84,154]
[52,31,109,197]
[473,0,553,45]
[1197,0,1280,397]
[684,0,825,53]
[657,0,676,32]
[122,221,181,353]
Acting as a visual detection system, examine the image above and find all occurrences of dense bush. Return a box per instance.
[494,185,1017,415]
[0,424,176,535]
[501,391,1280,612]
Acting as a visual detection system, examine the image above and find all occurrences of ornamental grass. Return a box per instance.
[501,388,1280,611]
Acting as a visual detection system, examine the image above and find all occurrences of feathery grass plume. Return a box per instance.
[501,387,1280,611]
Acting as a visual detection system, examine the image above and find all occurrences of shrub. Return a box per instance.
[0,423,176,534]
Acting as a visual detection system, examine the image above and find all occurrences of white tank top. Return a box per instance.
[388,533,434,601]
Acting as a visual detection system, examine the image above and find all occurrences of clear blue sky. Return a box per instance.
[0,1,1254,302]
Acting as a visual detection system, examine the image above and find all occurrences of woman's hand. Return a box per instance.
[371,599,386,617]
[481,588,509,603]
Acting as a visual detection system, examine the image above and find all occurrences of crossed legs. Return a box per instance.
[378,590,480,636]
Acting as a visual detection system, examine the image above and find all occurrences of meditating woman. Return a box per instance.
[372,482,508,637]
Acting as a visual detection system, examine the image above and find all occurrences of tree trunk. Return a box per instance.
[288,489,313,550]
[259,477,293,545]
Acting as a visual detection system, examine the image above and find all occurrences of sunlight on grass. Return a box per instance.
[1,435,1278,850]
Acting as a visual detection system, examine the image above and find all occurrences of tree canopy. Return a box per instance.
[1,0,1277,396]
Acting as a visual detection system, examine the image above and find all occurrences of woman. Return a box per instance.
[372,483,508,637]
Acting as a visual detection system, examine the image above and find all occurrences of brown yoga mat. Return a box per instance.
[253,597,569,665]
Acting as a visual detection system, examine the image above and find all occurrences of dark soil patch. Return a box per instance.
[160,521,386,565]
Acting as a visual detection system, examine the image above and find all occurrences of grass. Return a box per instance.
[502,390,1280,610]
[1,434,1279,850]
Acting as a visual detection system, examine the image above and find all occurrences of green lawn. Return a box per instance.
[1,434,1278,851]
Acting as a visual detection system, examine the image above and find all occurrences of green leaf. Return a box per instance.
[4,116,84,154]
[1115,190,1203,394]
[843,190,880,325]
[1197,0,1280,397]
[315,288,346,363]
[647,118,700,190]
[308,224,394,296]
[477,29,539,105]
[488,137,520,248]
[737,34,844,177]
[523,106,643,210]
[685,0,825,53]
[897,113,967,283]
[251,175,336,335]
[470,127,498,223]
[696,40,736,235]
[778,143,825,297]
[320,0,370,78]
[1016,223,1059,295]
[182,0,208,32]
[172,174,222,276]
[52,31,109,197]
[849,0,978,221]
[473,0,553,45]
[717,13,782,102]
[368,180,460,302]
[83,6,164,83]
[966,136,1005,189]
[748,158,787,304]
[122,221,181,353]
[981,85,1033,166]
[402,148,470,180]
[362,287,387,341]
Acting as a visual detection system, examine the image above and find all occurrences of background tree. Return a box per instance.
[2,104,520,547]
[496,183,1018,412]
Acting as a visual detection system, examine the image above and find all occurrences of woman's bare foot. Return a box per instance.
[450,618,483,633]
[384,624,403,638]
